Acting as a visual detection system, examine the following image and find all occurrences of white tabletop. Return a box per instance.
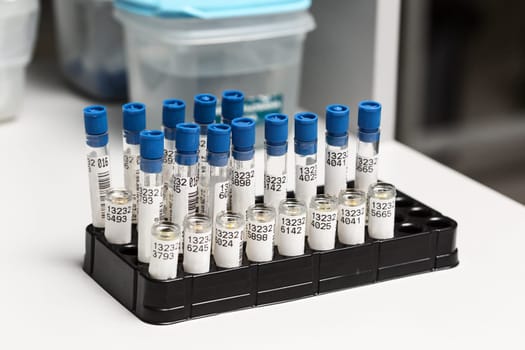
[2,65,524,348]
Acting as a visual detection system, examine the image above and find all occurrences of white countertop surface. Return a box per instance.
[1,65,524,349]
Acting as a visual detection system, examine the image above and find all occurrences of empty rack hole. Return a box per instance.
[397,223,424,235]
[119,245,138,256]
[408,206,433,218]
[395,213,404,223]
[395,196,413,207]
[426,217,454,229]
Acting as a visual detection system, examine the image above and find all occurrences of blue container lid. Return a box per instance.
[294,112,317,143]
[326,104,349,137]
[222,90,244,122]
[265,113,288,145]
[194,94,217,125]
[140,130,164,160]
[175,123,200,153]
[232,117,255,151]
[208,124,231,154]
[163,99,185,128]
[122,102,146,132]
[84,105,107,135]
[115,0,311,19]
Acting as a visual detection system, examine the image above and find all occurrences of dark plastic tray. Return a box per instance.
[83,182,458,324]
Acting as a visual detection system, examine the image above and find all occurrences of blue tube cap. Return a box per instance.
[84,105,108,135]
[294,112,318,143]
[358,100,382,132]
[222,90,244,122]
[194,93,217,124]
[326,104,350,137]
[140,130,164,160]
[232,117,256,151]
[122,102,146,131]
[163,99,185,128]
[175,123,200,153]
[265,113,288,156]
[208,124,231,154]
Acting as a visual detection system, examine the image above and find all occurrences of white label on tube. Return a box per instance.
[338,203,366,245]
[137,185,163,263]
[231,169,255,217]
[368,196,395,239]
[104,201,132,244]
[211,181,229,254]
[214,226,243,268]
[308,208,338,251]
[87,155,111,228]
[172,175,198,251]
[199,135,207,164]
[264,174,287,212]
[295,163,317,209]
[246,221,275,262]
[183,230,212,274]
[124,152,140,223]
[325,148,348,197]
[162,148,175,221]
[148,237,179,280]
[355,154,378,194]
[277,214,306,257]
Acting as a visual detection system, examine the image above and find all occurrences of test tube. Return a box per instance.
[246,204,276,262]
[205,124,232,249]
[368,183,396,239]
[355,101,382,194]
[230,117,256,227]
[84,105,112,228]
[122,102,146,224]
[193,94,217,213]
[277,199,307,257]
[221,90,244,125]
[264,113,288,246]
[104,188,133,244]
[324,104,350,198]
[308,194,338,251]
[162,99,185,220]
[213,211,244,269]
[183,214,212,274]
[170,123,199,251]
[294,112,318,221]
[148,222,181,280]
[337,189,366,245]
[137,130,164,263]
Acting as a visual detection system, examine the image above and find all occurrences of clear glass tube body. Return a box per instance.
[137,170,163,263]
[295,152,318,209]
[86,143,111,228]
[104,188,133,244]
[183,214,212,274]
[367,183,396,239]
[148,222,181,280]
[246,204,276,262]
[162,137,176,220]
[325,143,348,198]
[123,140,140,223]
[308,194,338,251]
[264,153,287,216]
[355,139,379,194]
[337,189,366,245]
[231,158,255,220]
[213,211,245,268]
[277,198,307,257]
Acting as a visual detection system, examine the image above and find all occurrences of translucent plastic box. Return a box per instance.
[114,2,315,142]
[0,0,39,120]
[53,0,127,100]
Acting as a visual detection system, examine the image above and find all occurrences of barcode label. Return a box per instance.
[172,175,198,227]
[87,155,111,227]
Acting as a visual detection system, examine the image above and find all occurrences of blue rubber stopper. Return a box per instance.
[358,100,382,132]
[326,104,350,136]
[208,124,231,154]
[232,117,256,151]
[83,105,107,135]
[294,112,318,143]
[222,90,244,122]
[163,99,185,128]
[175,123,200,153]
[140,130,164,160]
[122,102,146,131]
[265,113,288,145]
[194,93,217,124]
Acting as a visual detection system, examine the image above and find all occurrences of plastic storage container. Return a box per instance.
[114,0,315,143]
[0,0,39,120]
[53,0,127,100]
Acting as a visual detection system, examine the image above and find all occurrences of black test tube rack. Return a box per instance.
[83,182,459,324]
